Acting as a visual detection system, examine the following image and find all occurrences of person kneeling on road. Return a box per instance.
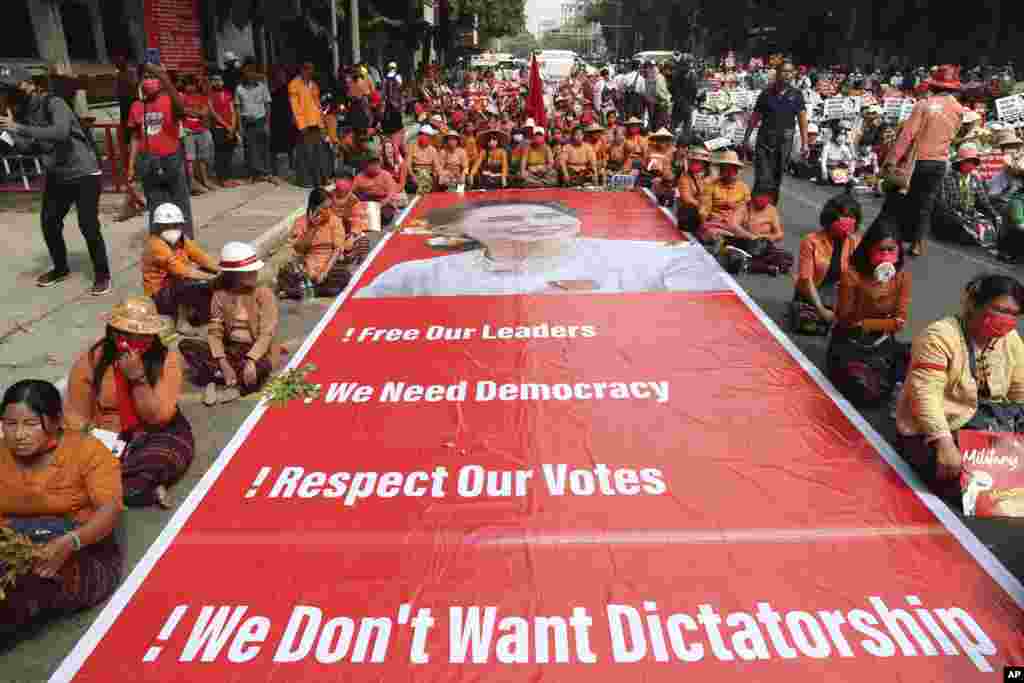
[677,146,710,238]
[180,242,278,407]
[142,203,220,336]
[896,274,1024,499]
[791,193,863,335]
[697,150,750,248]
[932,144,1001,248]
[828,215,912,407]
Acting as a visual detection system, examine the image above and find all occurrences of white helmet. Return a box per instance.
[152,203,185,225]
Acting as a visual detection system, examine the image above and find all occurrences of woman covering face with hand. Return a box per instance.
[64,298,192,509]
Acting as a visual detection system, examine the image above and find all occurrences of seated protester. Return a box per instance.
[721,189,794,276]
[379,137,407,191]
[790,123,822,179]
[997,170,1024,262]
[344,128,381,173]
[406,125,440,194]
[470,129,509,190]
[606,126,627,174]
[0,380,123,636]
[584,124,609,185]
[462,121,481,177]
[142,203,220,335]
[331,169,371,265]
[279,188,357,300]
[65,298,192,508]
[818,120,856,185]
[791,193,863,335]
[933,144,1001,246]
[643,128,676,203]
[180,242,278,407]
[828,215,912,406]
[895,275,1024,498]
[677,146,710,238]
[622,117,648,171]
[437,132,468,190]
[560,125,599,186]
[697,150,751,246]
[671,139,688,180]
[353,156,402,225]
[522,127,559,188]
[508,128,530,187]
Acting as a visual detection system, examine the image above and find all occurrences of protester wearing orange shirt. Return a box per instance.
[471,129,509,189]
[141,203,220,334]
[560,126,598,186]
[438,132,469,190]
[792,193,863,335]
[827,215,912,405]
[65,298,192,509]
[354,157,403,224]
[0,380,123,636]
[698,151,751,243]
[286,187,361,298]
[289,62,327,188]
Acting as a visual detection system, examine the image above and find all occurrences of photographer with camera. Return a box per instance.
[126,60,194,238]
[0,65,112,294]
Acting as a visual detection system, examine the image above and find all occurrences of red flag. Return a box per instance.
[525,55,547,128]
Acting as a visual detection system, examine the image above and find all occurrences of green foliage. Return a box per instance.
[259,363,322,407]
[451,0,526,42]
[0,528,42,602]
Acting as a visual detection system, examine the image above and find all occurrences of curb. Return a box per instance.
[52,197,308,396]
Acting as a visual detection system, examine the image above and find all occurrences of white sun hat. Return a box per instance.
[219,241,265,272]
[152,202,185,225]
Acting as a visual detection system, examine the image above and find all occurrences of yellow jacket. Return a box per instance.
[896,316,1024,440]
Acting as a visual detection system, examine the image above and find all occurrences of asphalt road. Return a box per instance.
[3,179,1024,682]
[737,171,1024,581]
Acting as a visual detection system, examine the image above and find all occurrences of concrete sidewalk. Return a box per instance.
[0,182,310,392]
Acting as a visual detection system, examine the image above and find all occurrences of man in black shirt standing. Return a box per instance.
[743,61,809,207]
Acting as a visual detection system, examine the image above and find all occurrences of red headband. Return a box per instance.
[220,254,261,269]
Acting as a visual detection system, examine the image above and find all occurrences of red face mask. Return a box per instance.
[116,336,154,354]
[751,196,771,210]
[417,135,430,147]
[830,216,856,239]
[959,161,978,175]
[141,79,161,98]
[869,247,899,265]
[976,311,1018,340]
[688,161,705,174]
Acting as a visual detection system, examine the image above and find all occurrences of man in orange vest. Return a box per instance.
[289,62,327,187]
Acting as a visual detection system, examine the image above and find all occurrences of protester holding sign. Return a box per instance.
[0,380,123,638]
[896,275,1024,495]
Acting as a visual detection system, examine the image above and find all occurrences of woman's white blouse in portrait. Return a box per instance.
[356,202,727,298]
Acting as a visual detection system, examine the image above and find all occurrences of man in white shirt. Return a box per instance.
[593,68,609,123]
[356,200,726,298]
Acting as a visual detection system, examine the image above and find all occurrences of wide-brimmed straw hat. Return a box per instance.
[649,127,674,141]
[623,116,644,127]
[929,65,962,91]
[954,144,981,164]
[714,150,745,167]
[219,241,265,272]
[994,128,1023,147]
[687,146,712,162]
[478,128,509,145]
[584,123,606,134]
[109,297,169,336]
[444,130,462,141]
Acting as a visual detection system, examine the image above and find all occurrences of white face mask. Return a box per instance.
[874,261,896,283]
[160,229,183,245]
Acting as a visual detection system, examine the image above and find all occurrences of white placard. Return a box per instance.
[883,97,904,121]
[705,90,731,111]
[733,89,759,110]
[705,136,733,151]
[693,112,721,131]
[899,99,916,122]
[822,97,848,120]
[995,95,1024,122]
[91,428,127,458]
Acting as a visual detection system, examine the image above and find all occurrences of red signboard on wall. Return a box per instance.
[144,0,205,73]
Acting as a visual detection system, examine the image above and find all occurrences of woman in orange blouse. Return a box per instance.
[470,130,509,189]
[622,117,648,171]
[828,215,912,404]
[792,193,863,335]
[288,187,361,298]
[65,298,191,508]
[643,128,676,204]
[677,146,710,237]
[0,380,123,634]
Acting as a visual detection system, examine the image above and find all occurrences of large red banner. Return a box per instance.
[52,190,1024,681]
